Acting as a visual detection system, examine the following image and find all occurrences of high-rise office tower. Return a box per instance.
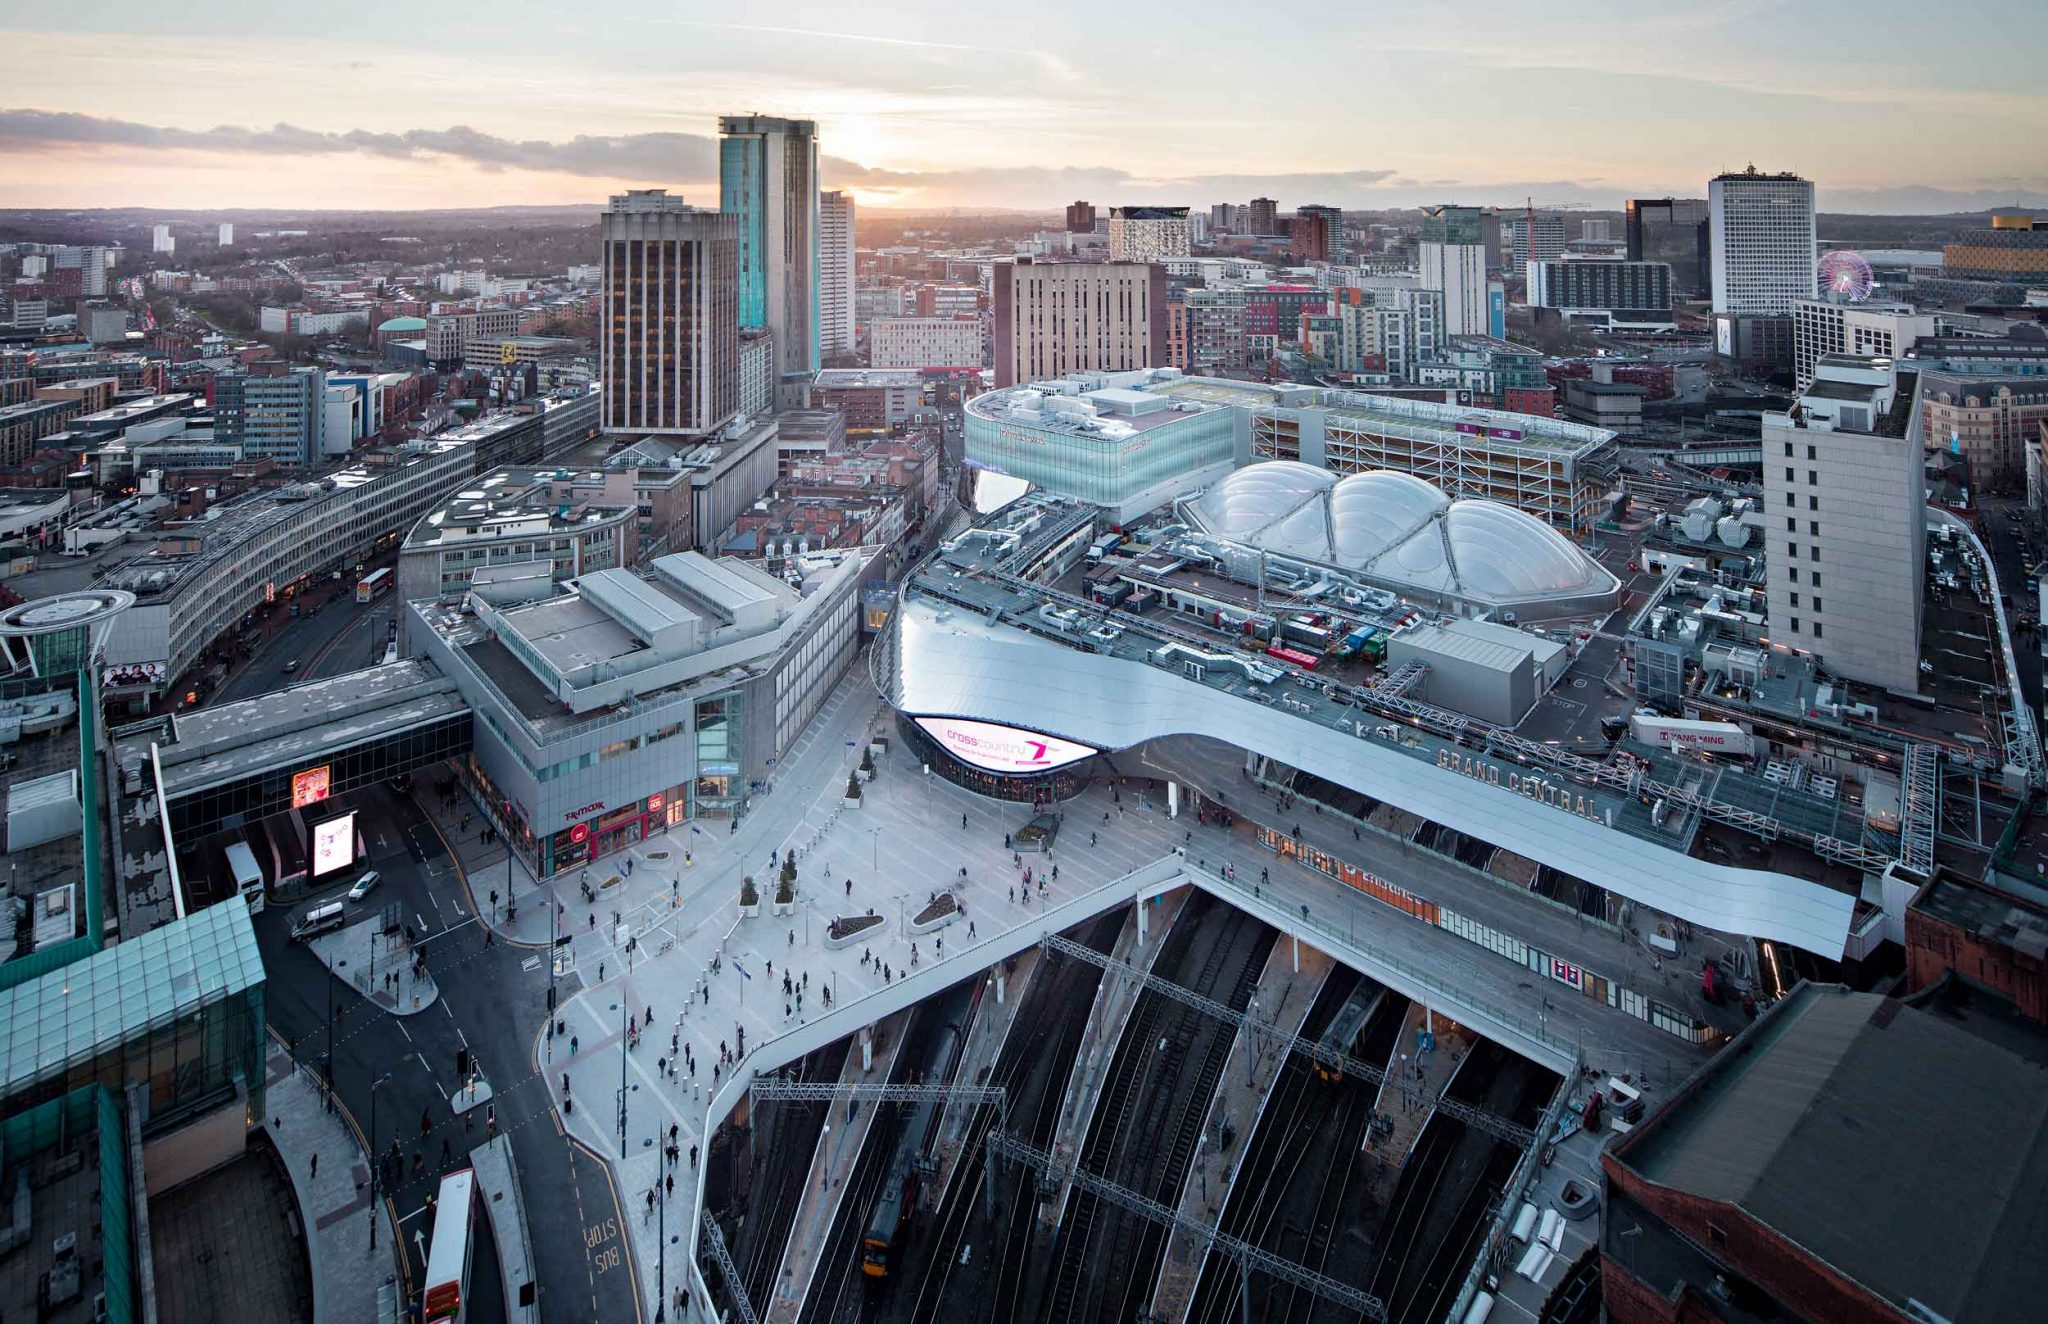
[818,190,856,360]
[599,190,739,438]
[1066,201,1096,234]
[1762,356,1924,692]
[719,115,820,407]
[1248,197,1279,235]
[1710,168,1816,316]
[1294,205,1342,262]
[1420,205,1492,337]
[1108,207,1191,263]
[991,259,1169,386]
[216,363,327,466]
[1501,213,1567,272]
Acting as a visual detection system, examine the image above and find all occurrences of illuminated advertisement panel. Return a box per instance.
[914,717,1096,775]
[292,765,331,808]
[312,812,357,877]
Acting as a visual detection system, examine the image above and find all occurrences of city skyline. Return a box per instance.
[3,0,2046,212]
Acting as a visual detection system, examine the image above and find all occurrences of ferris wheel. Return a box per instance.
[1817,250,1875,302]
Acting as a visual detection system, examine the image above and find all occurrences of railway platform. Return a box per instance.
[760,1013,908,1323]
[1148,942,1333,1321]
[928,946,1042,1195]
[1044,891,1188,1217]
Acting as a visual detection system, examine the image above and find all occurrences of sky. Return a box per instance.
[2,0,2045,214]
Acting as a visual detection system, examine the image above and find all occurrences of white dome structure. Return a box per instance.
[1186,463,1618,615]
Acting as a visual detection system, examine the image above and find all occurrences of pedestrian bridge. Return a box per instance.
[124,660,472,841]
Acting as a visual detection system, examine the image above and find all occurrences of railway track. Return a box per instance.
[1043,898,1274,1324]
[1189,973,1397,1324]
[734,1043,849,1310]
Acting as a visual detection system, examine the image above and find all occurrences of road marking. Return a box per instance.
[417,911,430,932]
[398,1021,413,1043]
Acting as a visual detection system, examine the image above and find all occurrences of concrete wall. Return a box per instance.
[142,1101,247,1197]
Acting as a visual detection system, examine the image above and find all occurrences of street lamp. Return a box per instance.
[617,999,630,1159]
[368,1072,392,1250]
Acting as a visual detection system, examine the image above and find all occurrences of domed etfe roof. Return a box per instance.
[1188,463,1615,607]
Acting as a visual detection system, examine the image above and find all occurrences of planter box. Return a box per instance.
[843,795,863,809]
[737,901,761,919]
[772,899,795,917]
[909,899,960,936]
[855,768,874,784]
[868,740,888,759]
[823,913,887,950]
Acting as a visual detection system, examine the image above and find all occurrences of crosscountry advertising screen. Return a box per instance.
[915,717,1096,775]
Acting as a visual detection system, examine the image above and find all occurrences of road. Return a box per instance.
[258,778,637,1324]
[212,589,396,706]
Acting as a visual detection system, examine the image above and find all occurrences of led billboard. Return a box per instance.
[914,717,1096,775]
[312,812,357,878]
[292,765,331,809]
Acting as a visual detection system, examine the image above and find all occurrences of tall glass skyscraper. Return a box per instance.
[718,115,820,407]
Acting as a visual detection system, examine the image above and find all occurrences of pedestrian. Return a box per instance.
[1052,864,1059,881]
[571,1035,578,1055]
[666,1172,674,1197]
[413,1152,425,1177]
[969,921,976,939]
[802,971,808,989]
[845,877,853,897]
[1008,885,1015,904]
[646,1188,656,1218]
[1004,832,1011,849]
[598,961,605,982]
[785,1001,792,1020]
[962,812,969,829]
[789,929,795,946]
[310,1152,319,1180]
[1091,831,1097,847]
[690,1143,699,1168]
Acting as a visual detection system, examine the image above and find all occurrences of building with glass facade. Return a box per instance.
[963,369,1270,520]
[407,547,875,876]
[719,116,820,407]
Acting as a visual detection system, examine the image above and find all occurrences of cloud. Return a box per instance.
[0,107,1412,207]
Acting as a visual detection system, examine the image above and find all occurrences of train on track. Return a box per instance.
[861,1005,967,1279]
[1313,980,1382,1082]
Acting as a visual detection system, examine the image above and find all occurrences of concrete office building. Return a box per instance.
[870,317,983,370]
[1065,201,1096,234]
[1247,197,1279,236]
[151,224,173,254]
[409,546,876,874]
[213,364,326,467]
[818,190,856,359]
[813,369,925,433]
[98,436,480,702]
[425,308,520,370]
[599,189,739,439]
[720,115,821,406]
[1792,298,1939,390]
[992,259,1169,387]
[1710,168,1816,368]
[1108,206,1191,263]
[398,466,645,603]
[1420,205,1498,337]
[79,303,128,345]
[1528,260,1675,328]
[1762,355,1925,693]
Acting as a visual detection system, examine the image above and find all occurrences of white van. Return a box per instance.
[290,901,348,942]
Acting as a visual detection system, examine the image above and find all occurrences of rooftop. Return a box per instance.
[0,673,88,968]
[1913,868,2048,962]
[403,467,638,550]
[814,368,926,391]
[99,436,473,600]
[0,897,261,1099]
[1613,979,2048,1323]
[1262,387,1618,461]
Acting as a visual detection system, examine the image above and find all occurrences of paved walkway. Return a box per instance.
[264,1043,402,1323]
[399,659,1712,1321]
[1150,943,1332,1321]
[929,946,1039,1194]
[307,915,440,1016]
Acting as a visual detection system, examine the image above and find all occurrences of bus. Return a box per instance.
[224,841,266,914]
[356,567,393,604]
[423,1168,478,1322]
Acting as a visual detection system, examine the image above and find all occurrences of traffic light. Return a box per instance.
[455,1047,470,1078]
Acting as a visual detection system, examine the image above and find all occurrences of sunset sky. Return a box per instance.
[3,0,2045,213]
